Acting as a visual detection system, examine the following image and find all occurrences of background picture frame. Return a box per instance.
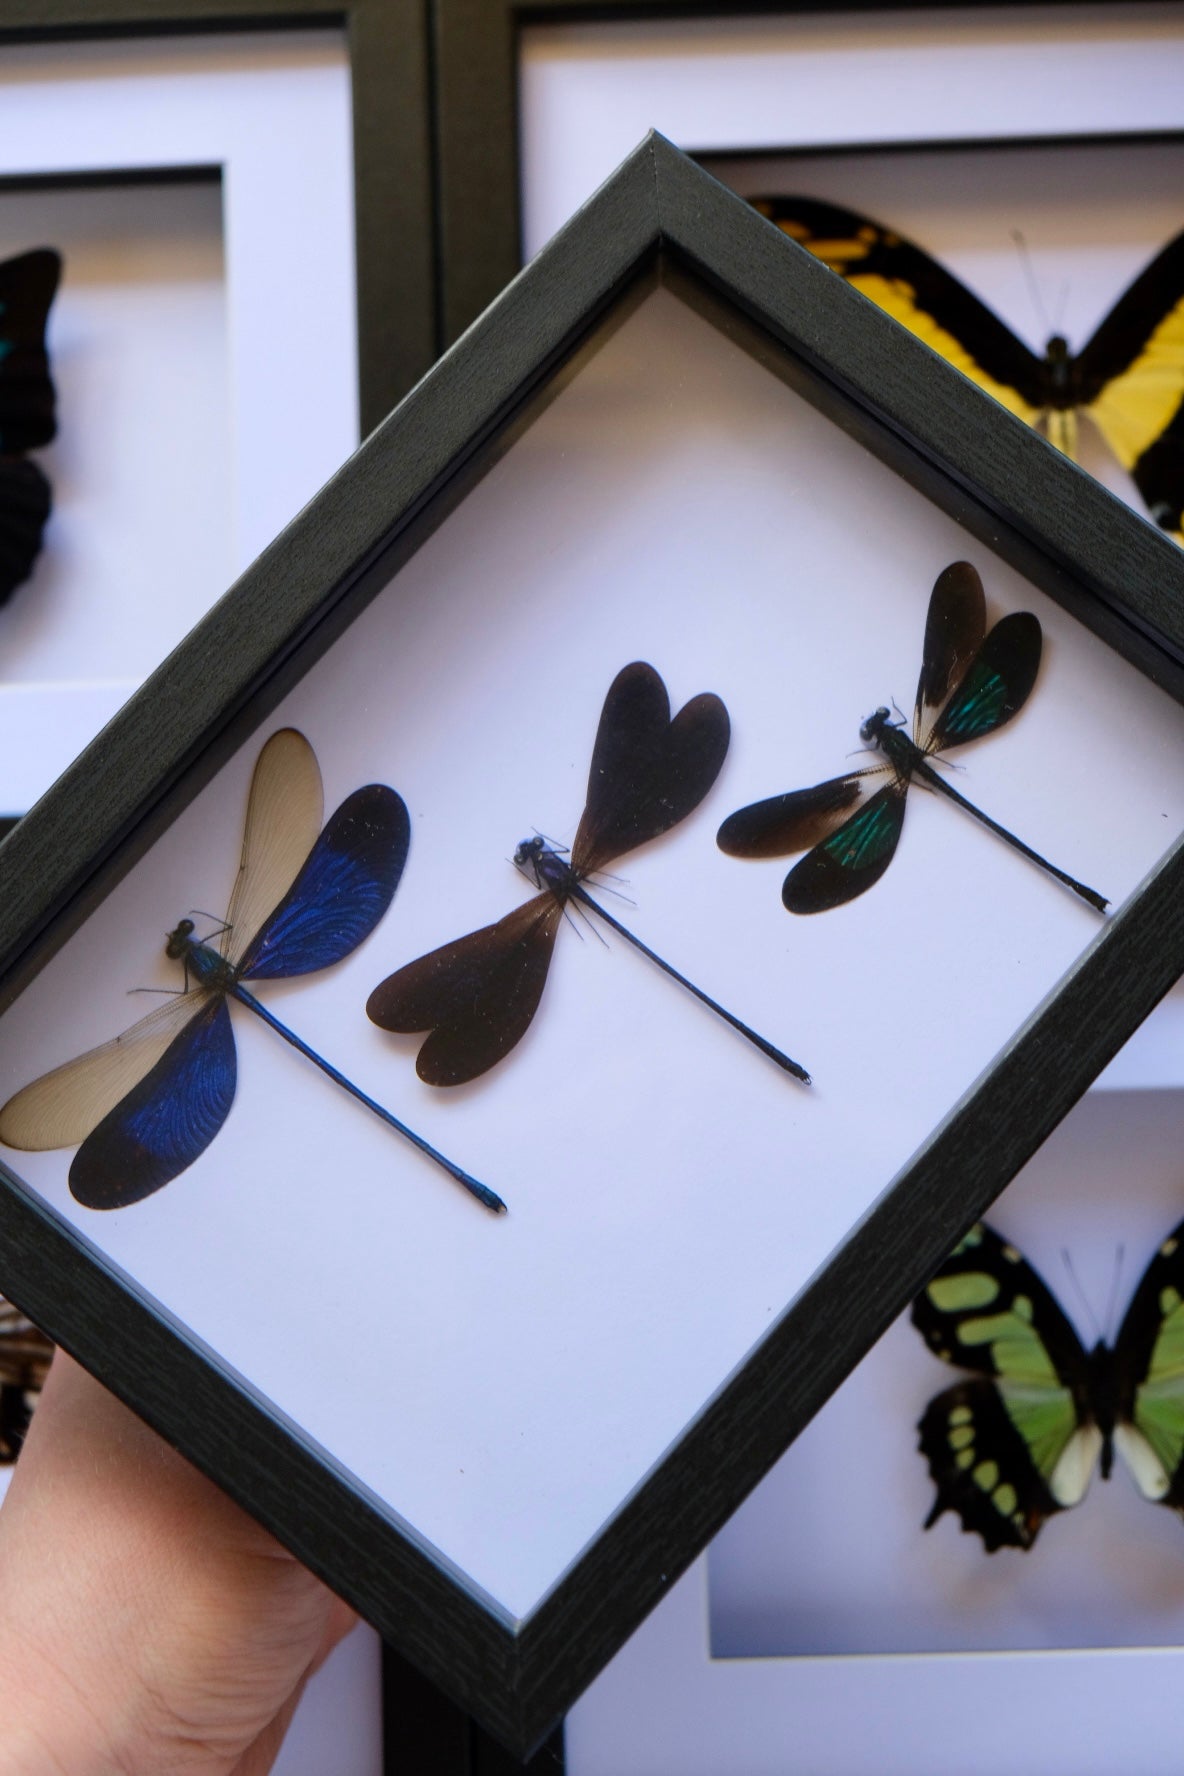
[566,1084,1184,1776]
[430,0,1179,343]
[0,37,361,811]
[0,13,425,1765]
[1,0,435,430]
[431,0,1184,1110]
[3,138,1184,1754]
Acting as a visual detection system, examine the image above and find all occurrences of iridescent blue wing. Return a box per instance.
[69,995,237,1209]
[220,730,323,964]
[238,784,410,981]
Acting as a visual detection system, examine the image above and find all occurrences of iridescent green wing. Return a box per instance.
[1113,1217,1184,1510]
[925,610,1042,754]
[913,562,986,742]
[777,776,906,914]
[912,1222,1095,1550]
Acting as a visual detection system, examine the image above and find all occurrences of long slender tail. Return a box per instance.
[232,986,506,1213]
[572,886,810,1082]
[914,758,1108,913]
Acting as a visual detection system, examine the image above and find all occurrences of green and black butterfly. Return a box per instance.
[913,1219,1184,1551]
[0,247,61,604]
[749,195,1184,544]
[716,560,1107,914]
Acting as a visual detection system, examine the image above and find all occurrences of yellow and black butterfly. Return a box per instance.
[913,1219,1184,1552]
[751,195,1184,543]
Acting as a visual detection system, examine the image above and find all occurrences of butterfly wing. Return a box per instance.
[0,457,51,607]
[367,894,564,1086]
[1111,1217,1184,1509]
[571,661,730,875]
[924,611,1042,753]
[238,784,409,980]
[221,729,324,966]
[0,248,61,604]
[751,196,1046,420]
[912,1223,1095,1550]
[0,249,60,453]
[1073,228,1184,541]
[68,995,237,1209]
[0,990,215,1152]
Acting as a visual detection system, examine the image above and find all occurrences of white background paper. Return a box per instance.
[1,285,1181,1622]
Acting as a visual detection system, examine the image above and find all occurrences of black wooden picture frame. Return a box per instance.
[2,136,1184,1756]
[431,0,1102,347]
[1,0,436,433]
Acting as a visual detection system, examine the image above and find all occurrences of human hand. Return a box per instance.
[0,1351,357,1776]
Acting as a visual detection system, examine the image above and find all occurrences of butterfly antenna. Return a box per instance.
[1011,227,1052,339]
[1104,1244,1126,1344]
[1060,1246,1103,1345]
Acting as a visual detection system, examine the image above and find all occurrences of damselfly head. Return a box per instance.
[513,835,547,871]
[165,917,196,958]
[859,705,892,745]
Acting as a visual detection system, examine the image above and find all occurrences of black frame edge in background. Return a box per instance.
[431,0,1100,344]
[4,135,1184,1752]
[383,1646,566,1775]
[0,0,436,431]
[0,9,439,1766]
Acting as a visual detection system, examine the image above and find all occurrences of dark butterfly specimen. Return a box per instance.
[750,195,1184,542]
[367,661,809,1087]
[913,1217,1184,1551]
[0,729,504,1213]
[0,248,61,602]
[0,1298,52,1464]
[717,561,1107,915]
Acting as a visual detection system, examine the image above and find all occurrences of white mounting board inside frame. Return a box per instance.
[0,277,1181,1625]
[567,1081,1184,1776]
[0,33,356,811]
[518,1,1184,1088]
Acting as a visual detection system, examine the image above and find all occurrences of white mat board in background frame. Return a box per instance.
[0,33,357,811]
[1,282,1181,1625]
[518,1,1184,1090]
[567,1084,1184,1776]
[519,3,1184,255]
